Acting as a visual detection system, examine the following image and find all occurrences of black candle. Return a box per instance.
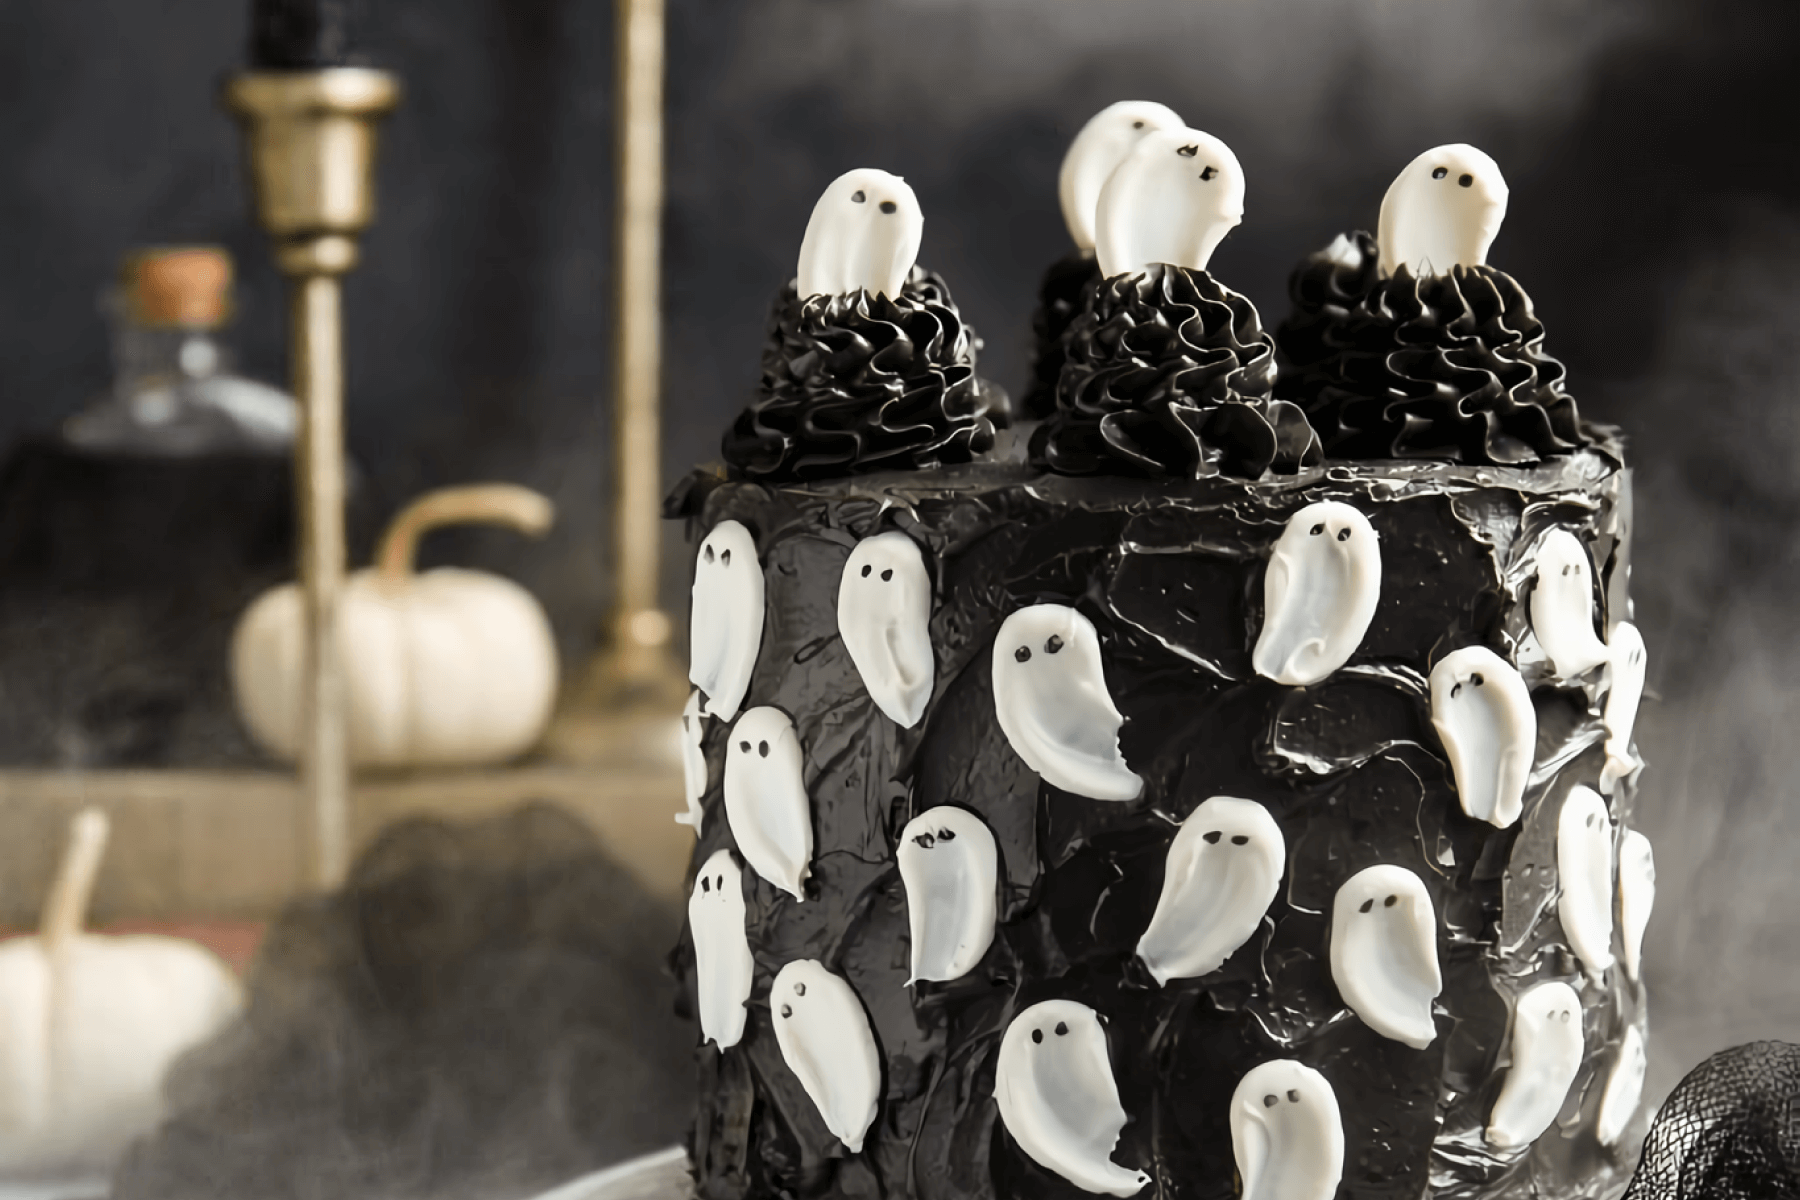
[249,0,372,70]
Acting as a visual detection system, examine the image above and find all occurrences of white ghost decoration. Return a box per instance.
[795,168,923,302]
[1601,622,1648,794]
[1093,127,1246,280]
[838,531,935,728]
[1252,501,1381,686]
[1230,1060,1345,1200]
[722,707,813,900]
[1377,143,1509,278]
[995,999,1149,1196]
[1618,829,1656,982]
[771,960,882,1153]
[676,690,708,833]
[1557,785,1616,984]
[898,807,998,984]
[992,604,1143,801]
[1057,100,1184,252]
[1330,864,1442,1049]
[1597,1023,1648,1148]
[1136,797,1285,984]
[688,849,754,1051]
[690,520,764,721]
[1530,530,1611,678]
[1430,646,1536,829]
[1487,981,1584,1150]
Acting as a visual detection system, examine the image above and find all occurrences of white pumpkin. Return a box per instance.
[0,809,243,1177]
[232,483,559,769]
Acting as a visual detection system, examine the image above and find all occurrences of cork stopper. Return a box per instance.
[123,247,233,328]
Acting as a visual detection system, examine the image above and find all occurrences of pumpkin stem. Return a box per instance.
[375,484,556,585]
[40,807,110,950]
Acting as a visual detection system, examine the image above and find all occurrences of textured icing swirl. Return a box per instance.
[720,266,1009,480]
[1020,251,1102,420]
[1030,264,1322,480]
[1274,232,1591,465]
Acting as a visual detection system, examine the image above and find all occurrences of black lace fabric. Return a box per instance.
[720,266,1009,481]
[1624,1042,1800,1200]
[1274,231,1592,465]
[1030,263,1321,480]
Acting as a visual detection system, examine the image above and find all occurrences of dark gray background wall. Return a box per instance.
[2,0,1799,1102]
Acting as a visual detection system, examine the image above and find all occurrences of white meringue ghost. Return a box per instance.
[1430,646,1536,829]
[838,531,935,728]
[1557,785,1616,984]
[1530,530,1611,678]
[992,604,1143,801]
[690,520,764,721]
[795,168,923,302]
[771,960,882,1153]
[1597,1023,1648,1148]
[688,849,754,1051]
[677,690,708,833]
[1618,829,1655,982]
[722,707,813,900]
[1487,981,1584,1150]
[1330,864,1442,1049]
[1377,144,1509,278]
[1093,127,1245,279]
[898,806,998,984]
[1137,797,1285,984]
[1601,622,1648,794]
[1230,1060,1345,1200]
[995,999,1149,1196]
[1057,100,1184,252]
[1252,501,1381,686]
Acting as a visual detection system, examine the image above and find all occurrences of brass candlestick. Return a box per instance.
[565,0,685,729]
[223,68,400,887]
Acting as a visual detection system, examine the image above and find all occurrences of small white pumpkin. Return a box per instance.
[231,483,559,769]
[0,809,243,1177]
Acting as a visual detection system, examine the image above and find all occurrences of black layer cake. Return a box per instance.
[669,129,1655,1200]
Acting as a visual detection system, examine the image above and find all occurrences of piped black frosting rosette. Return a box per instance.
[720,266,1009,481]
[1030,263,1322,480]
[1020,250,1102,420]
[1275,231,1593,465]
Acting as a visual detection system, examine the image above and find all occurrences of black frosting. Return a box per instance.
[1020,251,1102,420]
[1030,264,1322,481]
[720,267,1009,481]
[1274,233,1592,465]
[670,441,1646,1200]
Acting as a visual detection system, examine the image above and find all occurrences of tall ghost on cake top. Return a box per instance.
[1058,101,1185,254]
[721,168,1007,479]
[1094,127,1246,279]
[1273,143,1587,464]
[1377,144,1509,279]
[1032,127,1321,480]
[795,168,924,301]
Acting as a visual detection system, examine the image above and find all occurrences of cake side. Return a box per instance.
[670,444,1649,1200]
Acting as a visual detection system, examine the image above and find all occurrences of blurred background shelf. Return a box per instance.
[0,742,689,927]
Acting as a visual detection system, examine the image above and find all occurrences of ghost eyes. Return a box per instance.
[1015,646,1032,663]
[1177,144,1198,158]
[911,827,958,848]
[1459,173,1474,187]
[735,739,770,757]
[858,564,895,581]
[1357,894,1402,913]
[1045,635,1064,654]
[739,740,750,752]
[1261,1090,1304,1108]
[1201,165,1218,182]
[1200,831,1251,846]
[880,201,898,214]
[1029,1022,1072,1044]
[851,190,866,203]
[1432,167,1448,180]
[1311,523,1325,536]
[1132,120,1145,129]
[1337,527,1351,542]
[1449,672,1485,699]
[704,544,715,563]
[1431,166,1475,186]
[699,871,726,893]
